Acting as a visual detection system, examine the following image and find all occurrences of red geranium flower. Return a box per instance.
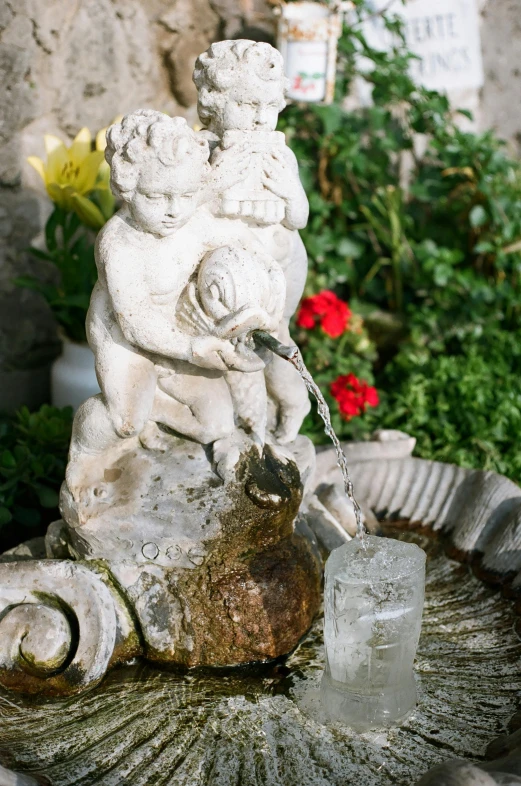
[296,290,351,338]
[330,374,379,421]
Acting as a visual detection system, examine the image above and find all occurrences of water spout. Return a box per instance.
[253,330,299,361]
[251,330,367,542]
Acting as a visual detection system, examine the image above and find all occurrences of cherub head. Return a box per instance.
[193,41,288,136]
[106,110,211,237]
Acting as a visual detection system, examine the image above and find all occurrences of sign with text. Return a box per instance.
[362,0,484,92]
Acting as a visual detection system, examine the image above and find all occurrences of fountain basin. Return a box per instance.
[0,443,520,785]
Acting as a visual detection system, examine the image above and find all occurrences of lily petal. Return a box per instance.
[44,135,69,185]
[27,156,46,184]
[96,115,124,151]
[69,127,92,167]
[96,159,110,185]
[44,134,66,157]
[47,182,72,210]
[74,150,105,194]
[95,127,108,153]
[71,193,106,229]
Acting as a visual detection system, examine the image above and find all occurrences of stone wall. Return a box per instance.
[480,0,521,152]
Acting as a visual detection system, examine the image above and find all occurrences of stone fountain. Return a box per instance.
[0,40,332,692]
[0,40,520,786]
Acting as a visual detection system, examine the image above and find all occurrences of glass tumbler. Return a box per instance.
[321,535,426,731]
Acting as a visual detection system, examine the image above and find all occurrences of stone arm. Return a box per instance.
[96,230,264,374]
[262,146,309,231]
[281,231,308,320]
[281,146,309,231]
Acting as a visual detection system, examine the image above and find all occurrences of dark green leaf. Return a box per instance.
[36,486,59,508]
[1,451,16,469]
[0,507,12,526]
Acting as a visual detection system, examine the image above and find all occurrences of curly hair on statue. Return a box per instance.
[193,40,288,128]
[105,110,210,200]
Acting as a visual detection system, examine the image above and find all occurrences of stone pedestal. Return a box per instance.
[57,433,321,667]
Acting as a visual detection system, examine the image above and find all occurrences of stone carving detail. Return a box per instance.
[0,560,139,695]
[0,40,331,694]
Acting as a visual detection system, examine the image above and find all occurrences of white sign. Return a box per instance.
[362,0,484,92]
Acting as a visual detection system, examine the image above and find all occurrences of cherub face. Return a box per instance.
[219,78,284,133]
[127,158,207,237]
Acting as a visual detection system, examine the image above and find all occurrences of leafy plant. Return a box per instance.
[369,328,521,478]
[16,207,97,343]
[0,405,73,550]
[282,1,521,479]
[19,125,116,343]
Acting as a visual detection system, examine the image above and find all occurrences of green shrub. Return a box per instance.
[0,405,73,550]
[282,1,521,480]
[16,208,98,344]
[367,329,521,477]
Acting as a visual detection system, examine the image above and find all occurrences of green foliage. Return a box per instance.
[370,328,521,478]
[16,206,98,343]
[282,1,521,479]
[0,405,73,546]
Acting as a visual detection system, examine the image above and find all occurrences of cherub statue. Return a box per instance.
[0,47,326,690]
[66,110,286,488]
[193,40,311,445]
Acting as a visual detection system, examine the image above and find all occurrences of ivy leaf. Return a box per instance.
[0,451,16,469]
[474,241,494,254]
[312,104,345,136]
[337,237,363,259]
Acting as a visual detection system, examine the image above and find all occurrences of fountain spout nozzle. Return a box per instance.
[251,330,299,361]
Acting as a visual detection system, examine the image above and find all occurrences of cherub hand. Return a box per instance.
[213,305,277,339]
[210,145,251,194]
[190,335,265,373]
[261,149,295,201]
[220,337,266,372]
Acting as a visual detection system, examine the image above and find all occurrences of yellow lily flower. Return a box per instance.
[28,127,106,229]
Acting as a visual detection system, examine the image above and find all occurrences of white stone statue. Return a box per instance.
[193,40,311,445]
[66,46,311,485]
[66,110,286,486]
[0,40,366,694]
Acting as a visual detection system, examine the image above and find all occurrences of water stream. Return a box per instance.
[253,331,367,542]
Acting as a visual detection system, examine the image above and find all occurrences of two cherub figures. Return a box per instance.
[0,42,334,694]
[68,40,310,489]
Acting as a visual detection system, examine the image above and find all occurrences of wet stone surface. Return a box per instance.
[59,437,322,669]
[0,533,519,786]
